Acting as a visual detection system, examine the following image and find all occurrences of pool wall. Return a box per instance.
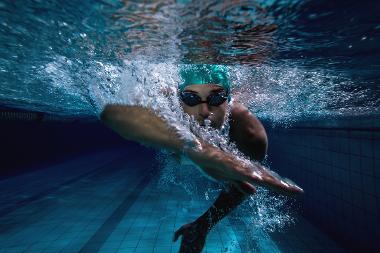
[2,108,379,252]
[0,108,152,179]
[265,116,380,253]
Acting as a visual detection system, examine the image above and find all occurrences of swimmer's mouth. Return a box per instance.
[200,119,214,128]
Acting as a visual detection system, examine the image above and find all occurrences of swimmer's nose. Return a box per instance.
[199,103,211,119]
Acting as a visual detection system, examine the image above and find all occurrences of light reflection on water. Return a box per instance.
[0,0,378,121]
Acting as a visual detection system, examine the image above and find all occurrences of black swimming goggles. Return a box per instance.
[180,91,228,107]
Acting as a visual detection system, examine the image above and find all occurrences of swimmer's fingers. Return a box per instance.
[246,164,304,196]
[231,181,256,195]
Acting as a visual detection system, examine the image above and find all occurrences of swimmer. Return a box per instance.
[101,64,303,253]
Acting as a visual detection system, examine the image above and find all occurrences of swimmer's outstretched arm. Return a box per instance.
[101,104,303,195]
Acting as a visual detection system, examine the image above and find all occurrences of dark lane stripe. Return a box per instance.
[0,158,121,219]
[79,173,152,253]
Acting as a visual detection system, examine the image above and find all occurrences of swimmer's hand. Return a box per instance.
[186,142,303,196]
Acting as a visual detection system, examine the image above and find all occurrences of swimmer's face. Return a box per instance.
[180,84,228,129]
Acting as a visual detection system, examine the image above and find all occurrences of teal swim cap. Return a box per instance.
[178,64,231,98]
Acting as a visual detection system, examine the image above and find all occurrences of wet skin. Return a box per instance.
[175,84,269,253]
[100,84,303,253]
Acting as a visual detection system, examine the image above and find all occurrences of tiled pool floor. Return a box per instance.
[0,150,347,253]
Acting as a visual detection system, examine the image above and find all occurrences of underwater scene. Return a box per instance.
[0,0,379,253]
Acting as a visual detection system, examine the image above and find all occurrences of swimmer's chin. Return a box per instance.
[199,121,218,129]
[196,118,220,129]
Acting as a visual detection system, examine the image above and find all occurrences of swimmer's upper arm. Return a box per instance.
[229,103,268,162]
[100,104,184,153]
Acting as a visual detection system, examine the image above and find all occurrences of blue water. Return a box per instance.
[0,0,379,252]
[0,149,347,253]
[0,0,379,122]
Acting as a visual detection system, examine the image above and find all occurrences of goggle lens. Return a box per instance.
[180,91,228,107]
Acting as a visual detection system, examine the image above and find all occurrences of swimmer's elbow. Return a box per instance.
[100,104,132,124]
[100,104,122,123]
[100,104,132,131]
[100,104,140,142]
[100,104,112,123]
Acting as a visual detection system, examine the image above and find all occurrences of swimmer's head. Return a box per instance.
[178,64,231,100]
[178,64,231,129]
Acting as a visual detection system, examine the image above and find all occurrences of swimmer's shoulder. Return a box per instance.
[229,102,264,133]
[228,102,267,161]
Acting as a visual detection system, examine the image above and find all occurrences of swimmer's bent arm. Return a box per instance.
[100,104,303,195]
[100,104,251,182]
[101,104,184,152]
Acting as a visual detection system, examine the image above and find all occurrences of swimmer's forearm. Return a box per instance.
[101,104,253,179]
[100,104,185,153]
[100,105,302,195]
